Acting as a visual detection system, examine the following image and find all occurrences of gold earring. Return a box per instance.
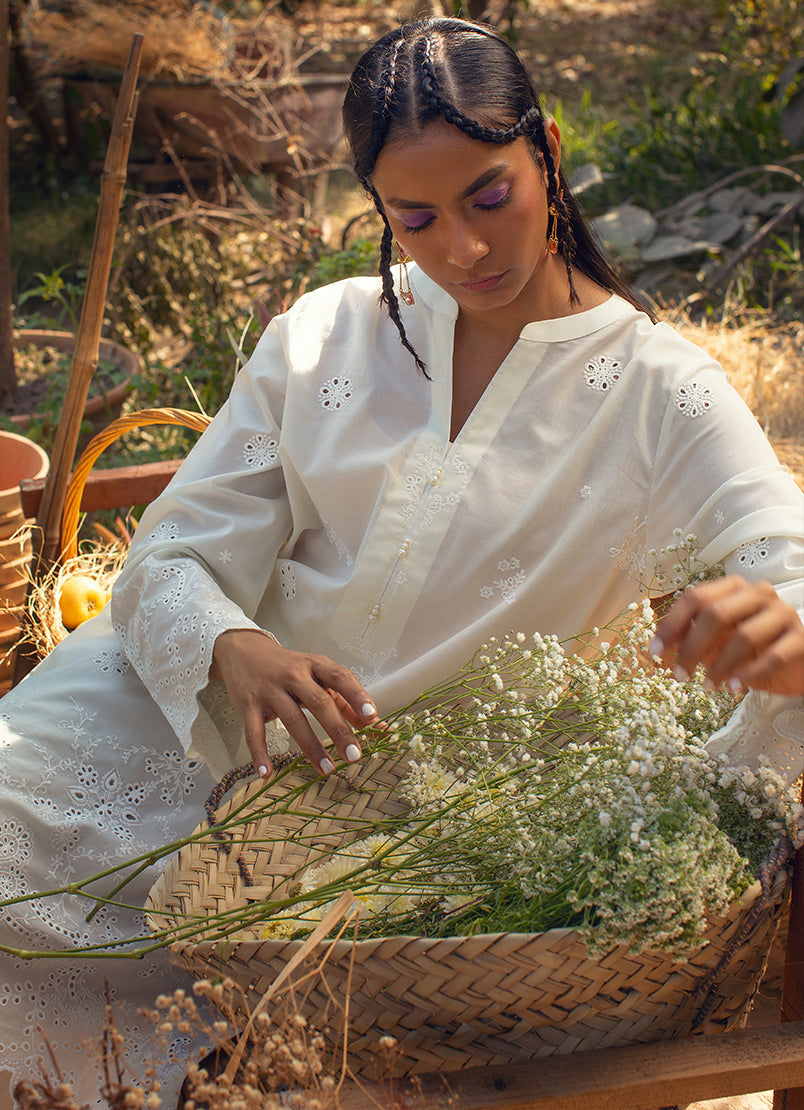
[396,242,415,305]
[547,203,559,255]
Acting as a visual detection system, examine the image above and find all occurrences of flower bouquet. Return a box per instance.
[146,601,801,1078]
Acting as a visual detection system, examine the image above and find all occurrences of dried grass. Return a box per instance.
[25,0,234,82]
[5,537,129,664]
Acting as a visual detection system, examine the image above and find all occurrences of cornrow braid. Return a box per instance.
[528,120,580,305]
[371,186,430,378]
[419,36,540,147]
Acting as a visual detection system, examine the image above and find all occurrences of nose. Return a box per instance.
[444,217,489,269]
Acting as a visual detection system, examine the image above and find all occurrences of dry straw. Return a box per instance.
[25,0,234,83]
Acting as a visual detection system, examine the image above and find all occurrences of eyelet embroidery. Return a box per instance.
[244,432,279,469]
[736,537,770,568]
[93,649,130,676]
[580,484,592,500]
[479,557,526,605]
[279,560,297,599]
[146,519,180,543]
[318,377,353,411]
[675,380,713,419]
[584,355,621,392]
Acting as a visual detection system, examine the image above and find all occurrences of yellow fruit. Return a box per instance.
[58,575,108,630]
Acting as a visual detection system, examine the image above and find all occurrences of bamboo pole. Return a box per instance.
[32,32,143,570]
[13,33,142,685]
[0,0,15,409]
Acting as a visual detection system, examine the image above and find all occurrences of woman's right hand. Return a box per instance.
[209,629,378,778]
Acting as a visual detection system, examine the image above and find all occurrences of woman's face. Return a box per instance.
[371,117,568,328]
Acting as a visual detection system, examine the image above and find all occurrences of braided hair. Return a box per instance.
[342,18,652,374]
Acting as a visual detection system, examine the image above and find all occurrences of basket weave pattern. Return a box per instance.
[146,757,790,1079]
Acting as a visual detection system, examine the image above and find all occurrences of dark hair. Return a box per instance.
[342,17,653,373]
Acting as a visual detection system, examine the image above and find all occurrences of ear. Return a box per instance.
[544,117,562,178]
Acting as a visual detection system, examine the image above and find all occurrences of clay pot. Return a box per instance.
[0,430,50,693]
[10,329,139,437]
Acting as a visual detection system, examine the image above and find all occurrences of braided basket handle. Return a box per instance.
[60,407,212,561]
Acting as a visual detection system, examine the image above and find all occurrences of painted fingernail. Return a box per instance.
[673,664,689,683]
[648,636,664,656]
[362,702,376,717]
[345,743,362,763]
[320,757,335,775]
[728,677,744,695]
[258,764,269,778]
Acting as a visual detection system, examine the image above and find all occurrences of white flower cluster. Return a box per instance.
[261,602,801,958]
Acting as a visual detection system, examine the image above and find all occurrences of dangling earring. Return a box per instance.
[396,242,415,306]
[547,203,560,255]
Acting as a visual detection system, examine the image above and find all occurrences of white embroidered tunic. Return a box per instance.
[115,268,804,779]
[1,266,803,1102]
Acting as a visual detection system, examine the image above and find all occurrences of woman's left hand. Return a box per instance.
[651,575,804,696]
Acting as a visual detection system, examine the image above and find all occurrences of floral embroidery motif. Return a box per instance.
[318,377,353,411]
[480,557,525,606]
[0,818,32,864]
[324,522,353,566]
[93,649,130,676]
[580,484,592,500]
[218,549,233,565]
[715,508,725,526]
[609,516,649,582]
[675,380,712,419]
[401,446,470,527]
[146,519,180,543]
[736,537,769,568]
[243,432,279,469]
[584,355,621,392]
[279,560,297,599]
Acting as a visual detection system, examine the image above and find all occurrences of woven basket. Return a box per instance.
[146,754,792,1080]
[60,406,212,560]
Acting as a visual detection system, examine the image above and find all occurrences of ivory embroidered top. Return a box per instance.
[2,266,804,1103]
[113,267,804,781]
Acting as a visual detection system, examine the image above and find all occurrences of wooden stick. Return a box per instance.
[31,33,143,571]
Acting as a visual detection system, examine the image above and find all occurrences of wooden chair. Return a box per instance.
[18,446,804,1110]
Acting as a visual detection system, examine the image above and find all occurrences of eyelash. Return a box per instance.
[402,188,512,234]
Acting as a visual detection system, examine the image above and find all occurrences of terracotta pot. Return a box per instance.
[10,329,139,437]
[0,429,50,693]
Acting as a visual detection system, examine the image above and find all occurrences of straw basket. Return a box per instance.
[11,408,212,665]
[58,406,212,561]
[146,753,792,1080]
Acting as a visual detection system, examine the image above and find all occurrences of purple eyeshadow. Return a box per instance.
[475,184,509,206]
[402,210,434,229]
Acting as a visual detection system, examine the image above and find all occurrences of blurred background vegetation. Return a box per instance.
[4,0,804,466]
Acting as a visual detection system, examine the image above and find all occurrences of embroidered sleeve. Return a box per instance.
[111,321,293,761]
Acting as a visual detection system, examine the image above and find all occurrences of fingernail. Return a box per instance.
[648,636,664,656]
[345,743,361,763]
[320,757,335,775]
[361,702,376,717]
[673,664,689,683]
[728,677,744,694]
[258,764,269,778]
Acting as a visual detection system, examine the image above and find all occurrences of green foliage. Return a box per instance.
[17,265,88,333]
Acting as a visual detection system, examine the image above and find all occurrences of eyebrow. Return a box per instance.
[386,164,509,210]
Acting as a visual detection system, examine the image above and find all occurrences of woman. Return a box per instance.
[1,17,803,1107]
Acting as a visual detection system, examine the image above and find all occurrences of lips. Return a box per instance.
[459,272,506,292]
